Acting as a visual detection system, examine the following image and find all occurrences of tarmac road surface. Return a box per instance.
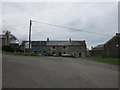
[2,54,118,88]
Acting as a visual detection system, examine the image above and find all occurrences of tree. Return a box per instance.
[3,30,19,44]
[2,31,19,52]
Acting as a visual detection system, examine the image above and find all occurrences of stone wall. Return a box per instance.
[104,35,120,57]
[36,45,86,57]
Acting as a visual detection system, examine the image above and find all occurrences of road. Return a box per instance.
[0,53,2,90]
[2,54,118,88]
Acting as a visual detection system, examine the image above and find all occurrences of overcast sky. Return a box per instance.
[1,2,118,49]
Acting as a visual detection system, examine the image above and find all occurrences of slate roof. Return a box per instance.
[0,34,6,39]
[21,40,86,46]
[104,33,120,45]
[46,41,85,46]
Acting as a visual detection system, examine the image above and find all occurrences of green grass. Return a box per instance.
[2,51,119,65]
[2,51,41,56]
[2,51,60,58]
[2,51,55,57]
[81,56,119,65]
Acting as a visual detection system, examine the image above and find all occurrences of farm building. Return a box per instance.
[20,38,87,57]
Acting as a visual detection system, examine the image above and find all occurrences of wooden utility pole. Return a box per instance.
[29,20,32,53]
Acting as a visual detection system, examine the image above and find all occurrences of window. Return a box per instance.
[53,52,55,54]
[81,45,84,47]
[34,51,37,53]
[63,46,67,49]
[63,52,66,54]
[52,46,55,49]
[32,45,38,47]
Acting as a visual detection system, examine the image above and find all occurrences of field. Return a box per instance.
[81,56,119,65]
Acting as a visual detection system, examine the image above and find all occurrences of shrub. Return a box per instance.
[2,46,14,52]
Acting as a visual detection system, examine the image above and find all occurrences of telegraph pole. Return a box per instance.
[29,20,32,53]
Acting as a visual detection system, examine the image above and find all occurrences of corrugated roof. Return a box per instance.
[21,41,47,46]
[32,41,46,46]
[94,44,104,48]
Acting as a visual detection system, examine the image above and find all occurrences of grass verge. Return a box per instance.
[81,56,119,65]
[2,51,41,56]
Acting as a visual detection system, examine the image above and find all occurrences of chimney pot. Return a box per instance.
[69,38,71,42]
[47,38,49,41]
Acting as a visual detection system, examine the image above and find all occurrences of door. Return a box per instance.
[42,51,47,55]
[79,53,81,57]
[59,52,62,56]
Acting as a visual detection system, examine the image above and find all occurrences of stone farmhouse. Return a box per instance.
[20,38,87,57]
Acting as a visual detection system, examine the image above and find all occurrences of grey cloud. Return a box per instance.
[2,2,118,49]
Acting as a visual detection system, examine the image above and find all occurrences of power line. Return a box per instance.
[32,20,112,37]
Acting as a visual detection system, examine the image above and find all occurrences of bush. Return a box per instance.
[2,46,14,52]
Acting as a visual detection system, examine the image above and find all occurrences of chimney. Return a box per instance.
[47,38,49,41]
[69,38,71,42]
